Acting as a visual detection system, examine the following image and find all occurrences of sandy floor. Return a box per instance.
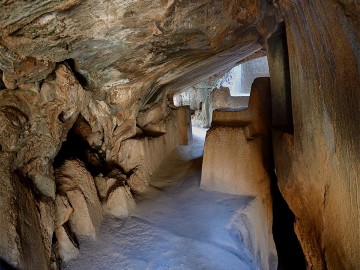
[64,127,255,270]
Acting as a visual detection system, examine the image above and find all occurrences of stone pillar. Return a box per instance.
[176,106,192,145]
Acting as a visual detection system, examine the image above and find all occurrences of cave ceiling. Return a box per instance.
[0,0,279,111]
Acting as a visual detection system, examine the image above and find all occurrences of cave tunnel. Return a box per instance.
[0,1,359,270]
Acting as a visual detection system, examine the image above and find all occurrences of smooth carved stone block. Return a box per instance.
[201,127,269,196]
[202,77,272,195]
[211,77,271,138]
[201,77,276,269]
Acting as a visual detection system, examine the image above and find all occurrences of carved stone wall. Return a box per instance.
[273,0,360,268]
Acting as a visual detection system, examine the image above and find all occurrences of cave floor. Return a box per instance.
[64,127,255,270]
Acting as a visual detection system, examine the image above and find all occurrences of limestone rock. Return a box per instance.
[66,189,102,239]
[55,195,73,229]
[56,159,102,209]
[103,186,136,218]
[55,160,103,239]
[38,200,55,263]
[228,199,277,270]
[127,166,149,194]
[0,0,357,269]
[55,226,79,263]
[270,1,360,268]
[136,101,169,132]
[0,63,88,201]
[116,111,180,184]
[94,176,119,201]
[0,0,274,97]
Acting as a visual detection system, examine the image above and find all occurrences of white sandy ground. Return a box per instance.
[64,127,256,270]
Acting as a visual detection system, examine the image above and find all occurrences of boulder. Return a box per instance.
[103,187,136,218]
[55,159,103,239]
[127,166,148,194]
[55,226,79,263]
[67,189,102,239]
[56,159,101,208]
[94,176,119,201]
[55,195,73,229]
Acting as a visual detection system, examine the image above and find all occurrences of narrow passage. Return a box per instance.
[64,127,256,270]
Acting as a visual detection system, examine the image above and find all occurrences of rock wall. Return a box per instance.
[116,109,183,193]
[272,0,360,268]
[201,78,277,269]
[0,64,88,269]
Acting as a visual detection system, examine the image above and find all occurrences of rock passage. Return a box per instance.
[64,128,257,270]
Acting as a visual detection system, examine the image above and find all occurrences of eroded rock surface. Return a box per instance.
[0,64,87,269]
[104,186,136,218]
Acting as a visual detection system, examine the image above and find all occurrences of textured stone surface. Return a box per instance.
[66,189,102,240]
[55,160,103,239]
[0,0,276,106]
[271,0,360,268]
[201,77,275,269]
[228,198,278,270]
[127,166,149,194]
[55,195,73,229]
[55,226,79,263]
[94,176,119,201]
[0,64,86,269]
[117,110,179,179]
[56,160,102,208]
[103,186,136,218]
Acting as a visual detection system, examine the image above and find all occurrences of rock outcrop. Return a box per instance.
[0,64,87,269]
[270,0,360,268]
